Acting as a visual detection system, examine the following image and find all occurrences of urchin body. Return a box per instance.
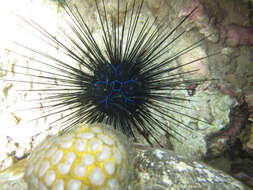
[90,62,143,116]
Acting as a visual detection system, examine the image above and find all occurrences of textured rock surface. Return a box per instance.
[134,145,251,190]
[241,123,253,156]
[1,179,27,190]
[0,160,28,190]
[167,86,237,159]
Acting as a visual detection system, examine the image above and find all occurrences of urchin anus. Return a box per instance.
[4,0,212,146]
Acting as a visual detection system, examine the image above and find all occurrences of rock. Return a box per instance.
[177,46,209,77]
[1,180,27,190]
[225,24,253,47]
[0,160,28,190]
[134,144,251,190]
[240,123,253,157]
[177,0,219,42]
[168,87,237,160]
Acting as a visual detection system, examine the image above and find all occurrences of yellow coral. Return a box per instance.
[24,124,133,190]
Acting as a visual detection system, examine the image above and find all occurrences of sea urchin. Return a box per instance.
[3,0,213,146]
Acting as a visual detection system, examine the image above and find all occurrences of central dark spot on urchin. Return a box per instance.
[90,62,145,116]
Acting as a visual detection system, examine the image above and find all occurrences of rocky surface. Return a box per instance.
[134,145,252,190]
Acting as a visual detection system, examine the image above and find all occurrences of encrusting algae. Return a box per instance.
[24,124,134,190]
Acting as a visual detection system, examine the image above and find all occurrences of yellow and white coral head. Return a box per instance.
[24,124,134,190]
